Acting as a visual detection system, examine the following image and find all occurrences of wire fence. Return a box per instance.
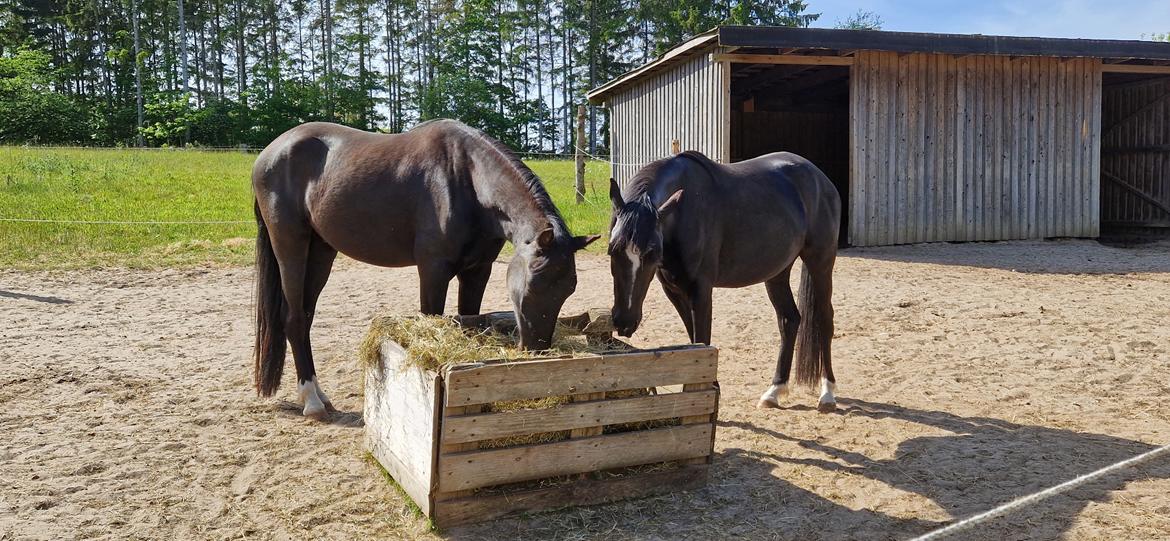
[909,441,1170,541]
[0,144,638,228]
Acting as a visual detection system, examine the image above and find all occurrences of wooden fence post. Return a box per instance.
[671,139,681,154]
[575,105,586,204]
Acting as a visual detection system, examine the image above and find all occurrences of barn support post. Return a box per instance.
[575,105,586,203]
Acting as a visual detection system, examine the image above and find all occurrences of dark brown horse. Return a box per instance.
[252,120,598,419]
[608,151,841,411]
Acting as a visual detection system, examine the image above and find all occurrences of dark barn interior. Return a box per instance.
[1100,71,1170,236]
[729,58,851,243]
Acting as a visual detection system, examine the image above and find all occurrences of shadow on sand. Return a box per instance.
[0,289,73,304]
[442,398,1168,540]
[842,239,1170,275]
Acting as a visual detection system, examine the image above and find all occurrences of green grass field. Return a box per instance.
[0,147,613,269]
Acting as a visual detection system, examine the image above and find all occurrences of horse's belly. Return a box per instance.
[713,245,801,288]
[309,203,420,268]
[319,226,418,267]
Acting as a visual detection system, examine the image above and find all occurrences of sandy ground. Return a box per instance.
[2,239,1170,541]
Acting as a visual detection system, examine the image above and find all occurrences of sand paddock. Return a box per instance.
[2,239,1169,540]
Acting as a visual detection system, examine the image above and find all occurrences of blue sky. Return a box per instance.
[810,0,1170,40]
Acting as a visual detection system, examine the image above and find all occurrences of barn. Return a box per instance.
[586,27,1170,247]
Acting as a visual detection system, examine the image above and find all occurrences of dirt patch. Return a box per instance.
[2,239,1168,540]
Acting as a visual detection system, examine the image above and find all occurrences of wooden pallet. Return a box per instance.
[363,320,719,527]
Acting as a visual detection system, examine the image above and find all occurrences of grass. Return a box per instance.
[0,146,613,270]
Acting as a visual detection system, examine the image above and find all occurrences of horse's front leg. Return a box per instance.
[456,261,494,316]
[417,260,454,315]
[658,273,695,342]
[689,283,714,345]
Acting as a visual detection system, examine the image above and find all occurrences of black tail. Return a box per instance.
[794,262,834,387]
[254,200,287,397]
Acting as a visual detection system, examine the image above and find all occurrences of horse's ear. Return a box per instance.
[536,228,555,249]
[609,178,624,209]
[574,234,602,251]
[657,189,684,216]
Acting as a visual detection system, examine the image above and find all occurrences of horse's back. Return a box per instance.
[252,122,441,267]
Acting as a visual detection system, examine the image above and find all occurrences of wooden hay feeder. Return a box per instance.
[363,311,719,527]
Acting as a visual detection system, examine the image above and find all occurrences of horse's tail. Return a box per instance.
[794,260,834,387]
[254,200,287,397]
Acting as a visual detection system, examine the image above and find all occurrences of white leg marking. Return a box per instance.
[298,376,327,419]
[757,384,789,409]
[312,379,334,410]
[818,378,837,412]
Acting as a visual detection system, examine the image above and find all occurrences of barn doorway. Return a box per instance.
[1100,72,1170,240]
[728,62,852,245]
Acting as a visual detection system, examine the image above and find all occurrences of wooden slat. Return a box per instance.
[442,390,717,445]
[432,464,709,527]
[712,53,854,66]
[444,346,718,407]
[1101,64,1170,75]
[1102,170,1170,215]
[679,382,716,466]
[437,424,713,492]
[364,342,443,516]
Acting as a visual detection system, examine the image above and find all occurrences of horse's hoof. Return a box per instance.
[756,398,781,409]
[303,405,330,421]
[817,401,837,413]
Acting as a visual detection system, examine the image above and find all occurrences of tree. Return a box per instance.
[0,0,825,149]
[835,9,882,30]
[0,48,89,144]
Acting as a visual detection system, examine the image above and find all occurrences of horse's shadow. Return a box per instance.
[442,398,1168,540]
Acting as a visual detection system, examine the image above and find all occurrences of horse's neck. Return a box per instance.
[473,159,554,243]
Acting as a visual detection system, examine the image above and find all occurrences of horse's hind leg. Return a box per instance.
[758,267,800,409]
[301,233,338,412]
[267,218,331,420]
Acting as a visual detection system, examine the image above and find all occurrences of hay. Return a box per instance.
[360,314,647,450]
[359,314,631,372]
[358,315,523,371]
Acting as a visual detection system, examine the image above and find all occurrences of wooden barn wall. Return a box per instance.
[850,51,1102,246]
[608,53,729,186]
[1100,77,1170,227]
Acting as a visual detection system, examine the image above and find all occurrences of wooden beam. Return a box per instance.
[1101,64,1170,74]
[712,53,854,66]
[1102,170,1170,216]
[1104,88,1170,138]
[1103,145,1170,154]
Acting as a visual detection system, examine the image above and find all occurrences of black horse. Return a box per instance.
[608,151,841,411]
[252,120,598,419]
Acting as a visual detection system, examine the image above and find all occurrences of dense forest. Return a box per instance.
[0,1,867,150]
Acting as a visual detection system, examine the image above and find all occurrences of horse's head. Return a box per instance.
[608,178,683,337]
[508,226,600,350]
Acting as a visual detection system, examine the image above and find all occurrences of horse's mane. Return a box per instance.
[610,151,713,252]
[443,121,570,238]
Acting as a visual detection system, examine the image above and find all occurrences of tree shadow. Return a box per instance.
[842,239,1170,274]
[0,289,73,304]
[441,399,1167,540]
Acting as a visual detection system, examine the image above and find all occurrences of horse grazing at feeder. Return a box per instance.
[252,120,600,420]
[607,151,841,412]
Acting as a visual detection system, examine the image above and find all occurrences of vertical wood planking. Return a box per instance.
[846,51,1104,245]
